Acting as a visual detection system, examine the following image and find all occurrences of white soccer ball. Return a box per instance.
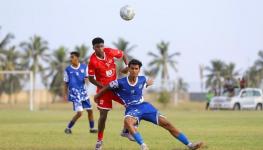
[120,5,135,21]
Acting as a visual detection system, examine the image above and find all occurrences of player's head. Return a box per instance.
[70,51,80,65]
[128,59,142,77]
[92,37,104,53]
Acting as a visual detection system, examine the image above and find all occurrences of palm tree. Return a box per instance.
[75,44,89,64]
[113,38,136,59]
[20,35,49,108]
[254,50,263,69]
[113,38,136,77]
[0,47,24,103]
[44,47,68,102]
[177,77,189,92]
[205,60,225,95]
[147,41,180,87]
[223,63,239,79]
[20,35,50,90]
[245,66,262,87]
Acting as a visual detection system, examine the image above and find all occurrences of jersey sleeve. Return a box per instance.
[88,59,95,76]
[107,48,123,59]
[63,70,69,83]
[85,65,89,78]
[109,80,119,90]
[142,76,147,88]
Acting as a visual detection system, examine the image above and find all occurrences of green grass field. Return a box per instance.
[0,102,263,150]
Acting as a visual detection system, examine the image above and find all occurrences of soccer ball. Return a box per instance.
[120,5,135,21]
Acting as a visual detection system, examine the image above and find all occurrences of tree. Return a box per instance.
[44,47,68,102]
[224,63,239,78]
[205,60,225,95]
[20,35,50,91]
[75,44,89,64]
[0,47,24,103]
[113,38,136,77]
[177,77,189,92]
[205,60,239,95]
[147,41,180,87]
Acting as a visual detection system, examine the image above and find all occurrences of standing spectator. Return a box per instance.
[239,77,247,89]
[205,90,214,110]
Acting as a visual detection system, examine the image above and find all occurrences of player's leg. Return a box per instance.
[95,108,109,150]
[111,91,135,141]
[124,116,148,150]
[158,116,203,150]
[82,100,97,133]
[65,101,83,134]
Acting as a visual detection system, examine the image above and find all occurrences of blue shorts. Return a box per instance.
[125,102,162,125]
[72,100,92,112]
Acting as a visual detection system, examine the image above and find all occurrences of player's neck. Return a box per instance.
[71,63,80,68]
[128,75,137,84]
[95,51,105,59]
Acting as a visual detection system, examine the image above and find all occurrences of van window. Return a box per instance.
[253,90,261,97]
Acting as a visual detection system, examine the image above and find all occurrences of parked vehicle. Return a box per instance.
[209,88,263,110]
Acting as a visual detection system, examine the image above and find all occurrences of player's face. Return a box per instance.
[129,64,140,77]
[93,43,104,54]
[70,55,79,65]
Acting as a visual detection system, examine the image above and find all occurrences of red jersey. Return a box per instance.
[88,47,123,87]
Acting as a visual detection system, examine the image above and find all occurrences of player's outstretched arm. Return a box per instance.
[120,53,129,74]
[94,85,111,103]
[146,78,154,88]
[88,76,103,88]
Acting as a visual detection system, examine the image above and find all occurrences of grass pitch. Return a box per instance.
[0,102,263,150]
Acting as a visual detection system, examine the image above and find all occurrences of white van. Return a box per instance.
[209,88,263,110]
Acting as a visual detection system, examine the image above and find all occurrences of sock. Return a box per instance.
[67,121,75,129]
[176,133,190,145]
[132,132,144,145]
[98,131,104,141]
[89,120,94,129]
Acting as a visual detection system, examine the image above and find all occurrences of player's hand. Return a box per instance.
[94,94,99,104]
[120,66,129,74]
[146,78,154,87]
[63,95,68,101]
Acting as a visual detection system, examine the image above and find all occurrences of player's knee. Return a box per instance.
[76,112,82,117]
[124,117,134,127]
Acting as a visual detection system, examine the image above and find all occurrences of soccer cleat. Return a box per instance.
[95,140,103,150]
[140,143,149,150]
[120,131,135,141]
[188,142,203,150]
[90,128,98,133]
[64,128,72,134]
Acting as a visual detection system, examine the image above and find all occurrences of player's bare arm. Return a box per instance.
[64,83,68,101]
[120,53,129,74]
[88,76,104,88]
[94,85,111,103]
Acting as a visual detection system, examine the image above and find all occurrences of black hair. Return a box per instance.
[70,51,80,58]
[92,37,104,46]
[128,59,142,68]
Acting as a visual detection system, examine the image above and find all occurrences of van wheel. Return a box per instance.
[233,103,240,110]
[256,104,262,111]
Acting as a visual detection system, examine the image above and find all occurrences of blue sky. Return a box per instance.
[1,0,263,91]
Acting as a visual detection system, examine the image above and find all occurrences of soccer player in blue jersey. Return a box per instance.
[64,51,97,134]
[94,59,203,150]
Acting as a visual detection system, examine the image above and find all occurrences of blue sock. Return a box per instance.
[132,132,144,145]
[67,121,75,129]
[89,120,94,129]
[176,133,190,145]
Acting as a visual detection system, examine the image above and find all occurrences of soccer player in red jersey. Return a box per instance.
[88,37,130,150]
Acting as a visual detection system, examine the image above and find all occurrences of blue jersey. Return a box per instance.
[64,63,89,102]
[109,76,147,107]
